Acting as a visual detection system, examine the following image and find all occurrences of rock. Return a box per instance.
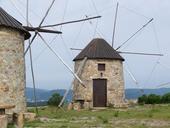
[73,103,81,111]
[67,102,73,110]
[0,115,8,128]
[24,112,36,122]
[84,102,90,110]
[17,113,24,128]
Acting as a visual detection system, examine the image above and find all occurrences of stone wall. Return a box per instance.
[0,27,26,113]
[73,59,125,108]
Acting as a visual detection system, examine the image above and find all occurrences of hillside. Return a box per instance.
[26,87,170,102]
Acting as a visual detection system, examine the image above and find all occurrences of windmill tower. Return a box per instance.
[73,38,126,108]
[0,7,31,113]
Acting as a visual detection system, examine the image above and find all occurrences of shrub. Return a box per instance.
[138,94,161,104]
[47,93,63,106]
[98,116,108,124]
[147,94,161,104]
[138,95,147,105]
[161,93,170,103]
[114,111,119,117]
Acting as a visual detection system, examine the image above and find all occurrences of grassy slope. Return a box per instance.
[24,105,170,128]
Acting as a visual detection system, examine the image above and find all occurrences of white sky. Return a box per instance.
[1,0,170,90]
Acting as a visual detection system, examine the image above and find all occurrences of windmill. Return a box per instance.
[58,2,164,108]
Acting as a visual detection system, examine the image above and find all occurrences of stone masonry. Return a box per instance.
[0,27,26,113]
[73,59,125,108]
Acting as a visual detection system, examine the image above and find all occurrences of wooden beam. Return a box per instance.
[112,2,119,47]
[23,26,62,34]
[70,48,82,51]
[116,18,154,50]
[40,16,102,28]
[58,57,88,108]
[118,51,163,56]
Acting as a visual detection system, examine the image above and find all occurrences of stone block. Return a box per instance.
[0,115,8,128]
[84,102,90,110]
[67,102,73,110]
[73,103,81,111]
[24,112,36,122]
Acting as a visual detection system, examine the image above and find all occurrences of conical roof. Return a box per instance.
[0,7,30,40]
[73,38,124,61]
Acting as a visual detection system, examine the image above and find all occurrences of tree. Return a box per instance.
[147,94,161,104]
[47,93,63,106]
[138,94,147,105]
[161,93,170,103]
[138,94,161,104]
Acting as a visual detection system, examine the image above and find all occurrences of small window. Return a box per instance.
[98,64,105,71]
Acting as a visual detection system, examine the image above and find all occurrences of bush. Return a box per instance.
[138,94,161,104]
[138,95,147,105]
[138,93,170,105]
[147,94,161,104]
[47,93,63,106]
[161,93,170,103]
[114,111,119,117]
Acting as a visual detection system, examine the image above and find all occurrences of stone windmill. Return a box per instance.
[60,3,163,109]
[0,7,31,113]
[73,38,125,108]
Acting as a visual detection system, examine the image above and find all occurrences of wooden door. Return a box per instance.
[93,79,107,107]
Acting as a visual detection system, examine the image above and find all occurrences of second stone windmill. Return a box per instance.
[73,38,126,108]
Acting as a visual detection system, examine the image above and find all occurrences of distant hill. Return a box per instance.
[26,87,72,102]
[26,87,170,103]
[125,88,170,99]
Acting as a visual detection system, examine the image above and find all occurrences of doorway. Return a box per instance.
[93,79,107,107]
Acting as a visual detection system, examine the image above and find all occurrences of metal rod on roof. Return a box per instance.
[116,18,154,50]
[112,2,119,47]
[40,16,102,28]
[23,26,62,34]
[118,51,163,56]
[26,0,38,114]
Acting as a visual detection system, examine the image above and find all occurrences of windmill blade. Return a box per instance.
[70,48,82,51]
[24,0,57,56]
[58,57,87,108]
[116,18,153,50]
[112,2,119,47]
[37,33,86,87]
[23,26,62,34]
[40,16,102,28]
[26,0,38,114]
[118,51,163,56]
[125,65,138,85]
[156,82,170,88]
[24,15,101,55]
[24,33,38,56]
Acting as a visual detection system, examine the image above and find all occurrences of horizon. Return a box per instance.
[26,86,170,91]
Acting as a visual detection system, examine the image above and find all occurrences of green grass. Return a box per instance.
[24,104,170,128]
